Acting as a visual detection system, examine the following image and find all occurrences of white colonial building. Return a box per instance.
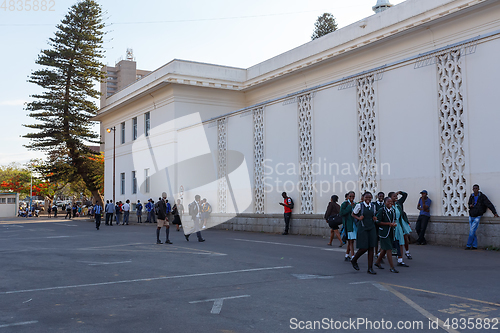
[95,0,500,226]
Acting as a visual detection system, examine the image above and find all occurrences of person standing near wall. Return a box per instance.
[105,200,114,226]
[122,199,130,225]
[136,200,143,223]
[416,190,432,245]
[145,199,153,223]
[466,184,498,250]
[279,192,294,235]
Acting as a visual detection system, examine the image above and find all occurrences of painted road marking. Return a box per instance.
[190,295,250,315]
[372,283,388,291]
[0,321,38,328]
[350,281,386,291]
[383,284,460,333]
[77,243,146,250]
[54,224,77,227]
[292,274,334,280]
[46,236,73,239]
[0,266,293,295]
[382,283,500,307]
[78,260,132,266]
[234,238,346,252]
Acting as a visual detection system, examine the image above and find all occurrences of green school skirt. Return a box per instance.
[379,235,393,250]
[356,227,377,249]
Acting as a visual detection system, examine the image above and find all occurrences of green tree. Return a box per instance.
[23,0,105,204]
[311,13,338,40]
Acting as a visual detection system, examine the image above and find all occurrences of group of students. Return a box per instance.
[325,190,420,274]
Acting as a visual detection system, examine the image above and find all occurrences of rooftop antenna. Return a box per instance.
[126,48,135,61]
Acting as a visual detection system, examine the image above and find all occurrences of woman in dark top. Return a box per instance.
[324,195,342,247]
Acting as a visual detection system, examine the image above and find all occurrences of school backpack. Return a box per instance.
[188,201,198,217]
[288,197,294,209]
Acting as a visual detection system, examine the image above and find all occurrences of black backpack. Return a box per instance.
[288,197,294,209]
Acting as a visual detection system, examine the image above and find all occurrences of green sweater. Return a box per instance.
[340,201,355,232]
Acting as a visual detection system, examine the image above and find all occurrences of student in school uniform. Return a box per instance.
[389,191,411,267]
[340,191,357,262]
[374,191,385,257]
[374,197,399,273]
[350,192,378,275]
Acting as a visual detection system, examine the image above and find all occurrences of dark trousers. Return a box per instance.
[284,213,291,233]
[106,213,113,225]
[65,210,71,219]
[415,215,430,244]
[95,214,101,229]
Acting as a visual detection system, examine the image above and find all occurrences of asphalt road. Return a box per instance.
[1,217,499,333]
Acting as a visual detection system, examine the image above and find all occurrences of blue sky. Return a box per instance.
[0,0,404,166]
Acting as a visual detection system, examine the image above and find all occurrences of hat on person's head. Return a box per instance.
[162,192,167,199]
[420,190,428,194]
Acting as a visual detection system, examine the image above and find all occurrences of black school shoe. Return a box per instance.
[397,262,409,267]
[390,268,399,273]
[156,240,162,244]
[374,263,384,269]
[367,268,377,275]
[165,240,172,244]
[351,261,360,271]
[198,239,206,242]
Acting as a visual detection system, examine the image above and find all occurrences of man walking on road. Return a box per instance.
[156,193,172,244]
[186,195,205,242]
[466,185,498,250]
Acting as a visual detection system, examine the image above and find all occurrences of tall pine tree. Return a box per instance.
[24,0,105,203]
[311,13,338,40]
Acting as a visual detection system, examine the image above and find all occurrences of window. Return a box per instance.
[132,171,137,194]
[0,198,6,204]
[145,112,150,137]
[132,117,137,140]
[145,168,150,193]
[121,122,125,144]
[120,173,125,195]
[7,198,15,204]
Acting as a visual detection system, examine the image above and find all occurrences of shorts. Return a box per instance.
[157,218,169,227]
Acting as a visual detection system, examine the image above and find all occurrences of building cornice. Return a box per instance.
[95,0,493,120]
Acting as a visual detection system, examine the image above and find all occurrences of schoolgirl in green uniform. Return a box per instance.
[389,191,410,267]
[374,197,399,273]
[340,191,357,261]
[350,192,378,275]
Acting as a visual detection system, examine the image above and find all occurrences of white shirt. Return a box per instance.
[353,202,372,215]
[122,203,130,212]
